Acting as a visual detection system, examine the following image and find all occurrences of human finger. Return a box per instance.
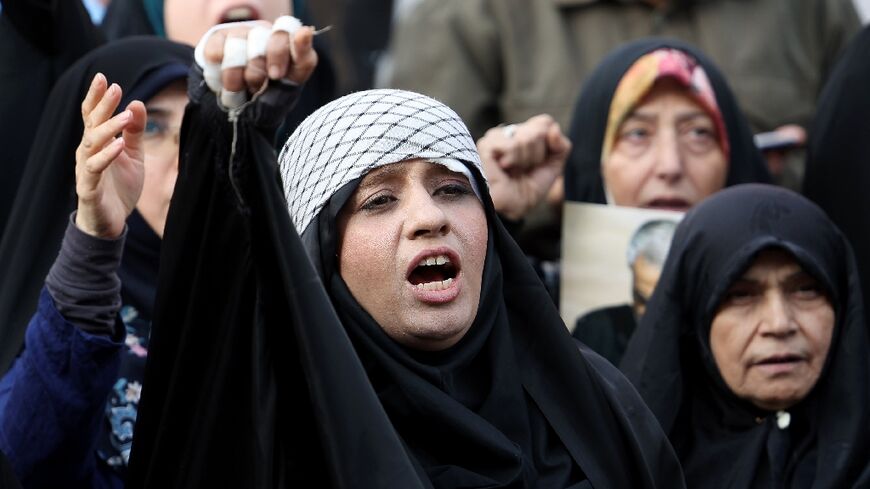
[220,32,248,97]
[81,73,107,123]
[286,26,317,85]
[84,137,126,178]
[79,109,132,158]
[86,82,122,131]
[244,25,271,91]
[546,123,572,163]
[122,100,147,157]
[265,29,291,80]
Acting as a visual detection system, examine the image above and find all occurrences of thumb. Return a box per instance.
[123,100,147,154]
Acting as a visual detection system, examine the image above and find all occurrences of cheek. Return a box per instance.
[686,151,728,197]
[709,314,750,382]
[338,219,398,298]
[803,306,835,365]
[602,154,649,205]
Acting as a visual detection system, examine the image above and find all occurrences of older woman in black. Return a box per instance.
[621,184,870,488]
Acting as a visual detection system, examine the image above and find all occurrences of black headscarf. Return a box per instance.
[126,67,429,489]
[281,89,685,488]
[803,25,870,321]
[564,38,770,204]
[0,37,192,374]
[0,0,104,239]
[621,184,870,488]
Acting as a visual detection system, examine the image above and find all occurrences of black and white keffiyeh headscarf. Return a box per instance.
[278,89,484,236]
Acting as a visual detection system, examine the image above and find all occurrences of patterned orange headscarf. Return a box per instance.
[601,48,729,162]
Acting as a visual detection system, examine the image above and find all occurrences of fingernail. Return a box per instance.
[109,83,119,95]
[92,73,103,87]
[268,65,281,79]
[119,110,131,121]
[113,138,124,148]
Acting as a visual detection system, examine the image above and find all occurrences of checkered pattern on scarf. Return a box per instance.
[277,89,484,235]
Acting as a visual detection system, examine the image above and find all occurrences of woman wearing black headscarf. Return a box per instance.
[0,37,191,487]
[803,26,870,319]
[124,35,686,483]
[269,88,685,488]
[621,184,870,488]
[564,38,770,205]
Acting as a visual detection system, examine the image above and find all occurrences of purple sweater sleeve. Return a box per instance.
[0,289,124,488]
[45,213,126,336]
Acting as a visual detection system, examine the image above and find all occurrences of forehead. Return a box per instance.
[629,78,707,116]
[358,160,465,187]
[739,248,804,279]
[144,79,188,111]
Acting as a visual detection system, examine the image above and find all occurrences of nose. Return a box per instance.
[758,290,797,337]
[405,188,450,239]
[653,132,683,183]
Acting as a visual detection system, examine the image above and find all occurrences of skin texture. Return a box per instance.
[630,255,662,318]
[710,249,835,411]
[137,80,187,237]
[336,160,488,351]
[603,79,728,211]
[163,0,291,47]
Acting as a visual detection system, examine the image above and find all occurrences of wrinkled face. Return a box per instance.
[337,160,488,351]
[163,0,291,46]
[603,79,728,211]
[631,255,662,318]
[139,80,187,238]
[710,249,835,411]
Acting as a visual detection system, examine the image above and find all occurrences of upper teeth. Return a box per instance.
[420,255,450,267]
[224,6,254,20]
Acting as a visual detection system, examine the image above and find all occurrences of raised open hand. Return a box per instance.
[74,73,147,238]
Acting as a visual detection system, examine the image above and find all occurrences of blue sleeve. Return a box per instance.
[0,288,124,488]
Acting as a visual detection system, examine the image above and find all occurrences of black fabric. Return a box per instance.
[0,451,21,489]
[100,0,338,144]
[0,0,104,239]
[125,68,429,489]
[0,37,193,375]
[803,25,870,322]
[572,304,636,366]
[620,184,870,488]
[564,38,770,204]
[300,162,685,487]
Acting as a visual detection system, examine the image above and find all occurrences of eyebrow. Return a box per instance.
[356,164,407,192]
[736,269,812,284]
[624,110,710,125]
[144,107,174,118]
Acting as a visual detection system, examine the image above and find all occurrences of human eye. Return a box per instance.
[620,126,651,143]
[682,121,718,152]
[435,181,474,200]
[791,276,825,300]
[721,282,758,306]
[144,117,168,139]
[360,192,397,212]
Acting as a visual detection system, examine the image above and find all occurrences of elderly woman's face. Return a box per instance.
[337,160,488,351]
[710,248,834,411]
[603,79,728,211]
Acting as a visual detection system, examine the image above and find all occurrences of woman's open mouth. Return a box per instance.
[406,249,462,303]
[220,5,261,23]
[645,198,690,212]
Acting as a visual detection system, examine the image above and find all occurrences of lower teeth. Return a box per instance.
[415,277,453,291]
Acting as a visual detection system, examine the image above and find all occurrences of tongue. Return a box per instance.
[409,266,447,285]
